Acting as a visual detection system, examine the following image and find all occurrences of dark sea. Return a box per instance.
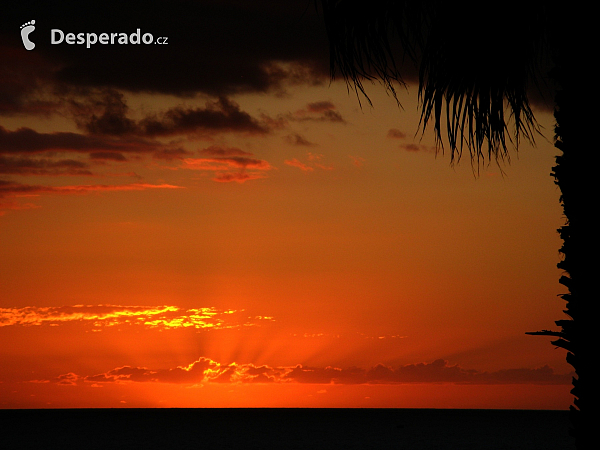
[1,408,575,449]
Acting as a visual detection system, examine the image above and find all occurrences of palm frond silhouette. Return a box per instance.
[320,1,586,447]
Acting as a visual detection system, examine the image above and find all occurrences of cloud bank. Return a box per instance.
[50,357,572,386]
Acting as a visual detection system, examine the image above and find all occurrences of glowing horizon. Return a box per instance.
[1,2,571,409]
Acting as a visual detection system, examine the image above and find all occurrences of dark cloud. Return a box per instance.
[287,102,346,124]
[71,89,137,136]
[0,44,60,116]
[199,145,253,157]
[139,97,269,137]
[56,372,80,386]
[2,1,555,120]
[280,359,572,385]
[0,179,50,196]
[85,366,159,384]
[0,125,163,188]
[307,101,335,113]
[399,143,435,153]
[284,365,364,384]
[85,358,220,384]
[50,357,572,386]
[152,147,193,161]
[320,109,345,123]
[2,1,330,105]
[402,143,422,152]
[89,152,127,161]
[0,155,92,175]
[0,125,158,155]
[71,94,270,138]
[285,133,317,146]
[387,128,407,139]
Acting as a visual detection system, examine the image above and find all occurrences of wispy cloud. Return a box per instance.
[0,305,274,330]
[400,143,435,153]
[182,149,272,183]
[284,158,313,172]
[387,128,407,139]
[0,198,40,215]
[0,180,183,214]
[0,180,183,215]
[281,101,346,124]
[284,133,317,147]
[213,172,268,183]
[183,157,271,172]
[349,155,365,168]
[285,152,333,172]
[386,128,434,153]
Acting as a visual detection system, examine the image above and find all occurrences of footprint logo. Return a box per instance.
[20,20,36,50]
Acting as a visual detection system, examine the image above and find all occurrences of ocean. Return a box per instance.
[1,408,575,449]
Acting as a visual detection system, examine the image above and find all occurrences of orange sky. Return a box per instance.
[1,3,572,409]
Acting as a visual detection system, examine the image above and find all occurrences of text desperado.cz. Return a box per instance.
[51,29,168,48]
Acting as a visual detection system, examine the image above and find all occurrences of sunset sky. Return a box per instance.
[1,1,572,409]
